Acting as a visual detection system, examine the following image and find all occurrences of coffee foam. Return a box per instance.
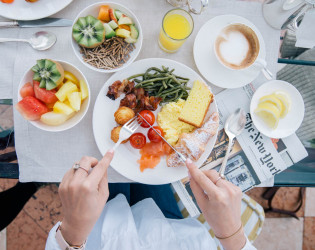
[218,31,249,66]
[215,24,260,70]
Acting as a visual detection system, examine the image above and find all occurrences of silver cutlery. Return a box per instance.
[218,108,246,179]
[0,31,56,50]
[0,18,72,28]
[138,113,187,162]
[113,116,140,151]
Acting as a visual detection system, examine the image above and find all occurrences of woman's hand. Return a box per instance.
[58,150,114,246]
[186,159,246,250]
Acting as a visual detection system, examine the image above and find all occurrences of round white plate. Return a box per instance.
[193,15,266,89]
[250,80,304,139]
[93,58,219,184]
[71,2,143,73]
[0,0,72,21]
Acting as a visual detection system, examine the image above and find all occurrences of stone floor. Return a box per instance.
[0,178,314,250]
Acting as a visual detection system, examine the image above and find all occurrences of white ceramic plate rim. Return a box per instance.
[0,0,73,21]
[71,2,143,74]
[193,14,266,89]
[250,80,304,138]
[93,58,219,184]
[17,60,90,132]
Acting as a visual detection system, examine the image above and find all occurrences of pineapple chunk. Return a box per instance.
[55,81,78,102]
[64,99,71,106]
[40,111,71,126]
[68,92,81,111]
[64,71,79,87]
[53,101,74,115]
[79,79,89,100]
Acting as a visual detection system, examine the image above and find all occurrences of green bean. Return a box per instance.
[161,89,181,96]
[162,80,167,88]
[127,73,144,80]
[173,74,189,80]
[138,77,171,85]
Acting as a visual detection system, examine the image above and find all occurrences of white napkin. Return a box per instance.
[296,8,315,48]
[8,0,281,183]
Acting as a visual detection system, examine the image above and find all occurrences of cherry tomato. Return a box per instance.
[138,110,155,128]
[148,126,163,143]
[1,0,14,3]
[130,133,146,149]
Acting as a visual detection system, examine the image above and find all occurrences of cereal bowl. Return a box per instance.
[71,2,143,73]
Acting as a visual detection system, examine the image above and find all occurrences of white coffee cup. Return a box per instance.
[214,23,272,79]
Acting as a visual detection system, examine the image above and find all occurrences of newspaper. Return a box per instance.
[172,84,308,217]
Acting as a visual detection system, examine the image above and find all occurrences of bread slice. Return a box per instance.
[178,80,213,128]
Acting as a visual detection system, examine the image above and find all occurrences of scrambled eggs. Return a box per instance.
[157,99,195,145]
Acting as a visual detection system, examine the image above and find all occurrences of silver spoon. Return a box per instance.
[218,108,246,179]
[0,31,56,50]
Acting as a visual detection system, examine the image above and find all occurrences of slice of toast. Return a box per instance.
[178,80,213,128]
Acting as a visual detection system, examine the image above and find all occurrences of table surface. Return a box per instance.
[0,0,282,183]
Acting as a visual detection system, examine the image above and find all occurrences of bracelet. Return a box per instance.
[214,224,243,240]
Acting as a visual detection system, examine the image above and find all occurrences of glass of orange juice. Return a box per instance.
[158,9,194,53]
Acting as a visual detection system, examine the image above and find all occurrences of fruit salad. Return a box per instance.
[73,5,139,48]
[16,59,89,126]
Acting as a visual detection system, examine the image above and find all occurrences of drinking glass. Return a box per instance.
[158,9,194,53]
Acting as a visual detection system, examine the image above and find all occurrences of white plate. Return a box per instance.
[93,58,218,184]
[18,60,90,132]
[250,80,304,138]
[0,0,72,21]
[71,2,143,73]
[193,15,266,89]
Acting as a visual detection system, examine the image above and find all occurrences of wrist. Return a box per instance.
[217,227,247,250]
[60,220,87,246]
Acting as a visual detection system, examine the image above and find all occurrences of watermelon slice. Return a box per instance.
[33,80,58,104]
[20,82,35,98]
[16,96,49,121]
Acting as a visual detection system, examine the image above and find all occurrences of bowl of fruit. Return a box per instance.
[16,59,90,132]
[71,2,142,73]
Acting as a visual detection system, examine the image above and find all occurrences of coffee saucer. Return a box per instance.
[193,15,266,89]
[250,80,304,139]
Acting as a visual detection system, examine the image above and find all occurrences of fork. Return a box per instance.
[113,116,140,151]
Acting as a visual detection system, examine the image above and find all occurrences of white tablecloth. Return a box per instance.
[0,0,280,182]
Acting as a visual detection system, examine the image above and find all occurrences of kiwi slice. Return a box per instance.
[31,59,64,90]
[72,15,105,48]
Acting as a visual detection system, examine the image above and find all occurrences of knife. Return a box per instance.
[137,113,187,162]
[0,18,73,28]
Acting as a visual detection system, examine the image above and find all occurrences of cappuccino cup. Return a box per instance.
[214,23,269,74]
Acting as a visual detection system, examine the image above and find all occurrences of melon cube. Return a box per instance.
[53,101,74,115]
[55,81,78,102]
[79,80,89,100]
[68,92,81,111]
[40,111,71,126]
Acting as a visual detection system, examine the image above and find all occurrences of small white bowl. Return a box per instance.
[17,60,91,132]
[250,80,304,138]
[71,2,143,73]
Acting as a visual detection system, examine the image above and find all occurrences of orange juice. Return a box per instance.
[159,9,193,53]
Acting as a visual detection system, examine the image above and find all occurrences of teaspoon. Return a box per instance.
[0,31,56,51]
